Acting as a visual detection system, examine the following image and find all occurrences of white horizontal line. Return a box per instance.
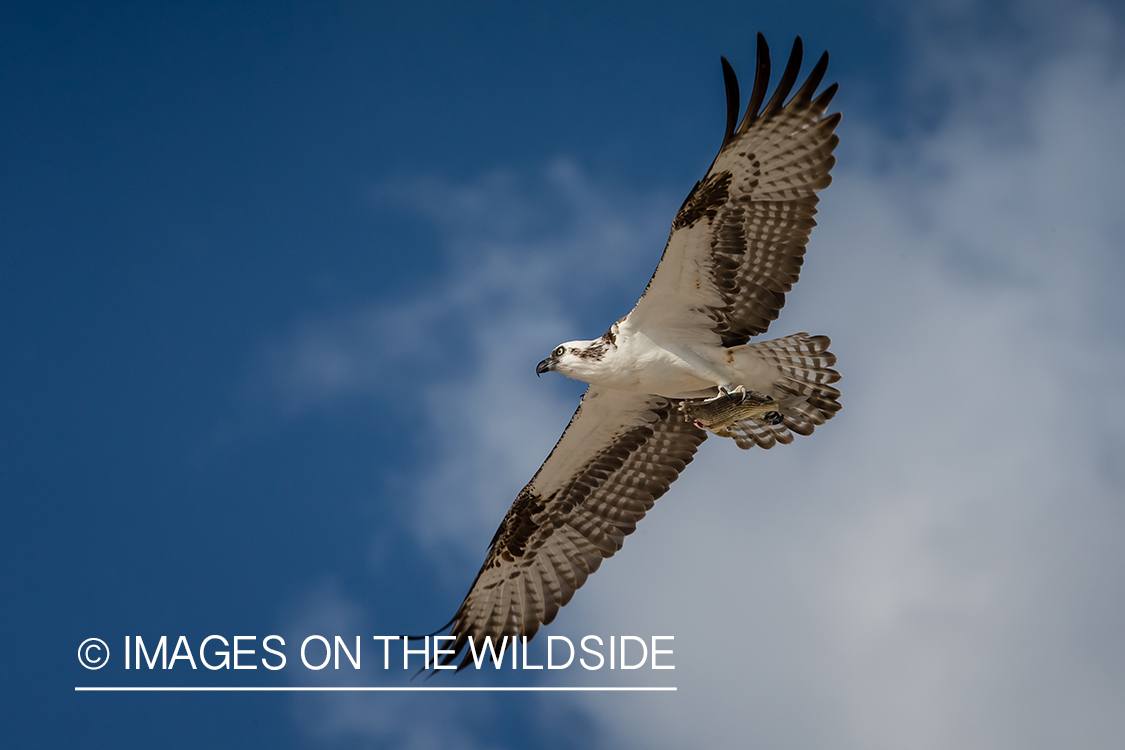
[75,686,676,692]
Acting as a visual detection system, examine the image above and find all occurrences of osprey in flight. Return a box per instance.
[433,33,841,669]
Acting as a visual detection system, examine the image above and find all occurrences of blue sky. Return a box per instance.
[4,1,1125,747]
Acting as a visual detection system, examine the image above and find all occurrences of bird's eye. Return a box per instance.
[553,346,565,358]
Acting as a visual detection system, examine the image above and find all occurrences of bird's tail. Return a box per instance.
[727,333,841,450]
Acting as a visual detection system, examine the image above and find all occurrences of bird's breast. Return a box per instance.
[589,333,714,395]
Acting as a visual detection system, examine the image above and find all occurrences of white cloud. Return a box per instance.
[557,4,1125,749]
[263,2,1125,746]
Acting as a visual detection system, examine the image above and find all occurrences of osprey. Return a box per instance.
[432,33,841,669]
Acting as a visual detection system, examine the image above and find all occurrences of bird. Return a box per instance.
[429,32,841,670]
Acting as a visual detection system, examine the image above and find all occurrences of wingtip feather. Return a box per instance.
[761,36,804,118]
[720,56,740,149]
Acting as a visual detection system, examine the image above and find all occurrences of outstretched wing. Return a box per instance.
[629,34,840,347]
[434,388,707,669]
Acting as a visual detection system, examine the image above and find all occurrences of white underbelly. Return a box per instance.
[594,337,724,398]
[595,331,779,399]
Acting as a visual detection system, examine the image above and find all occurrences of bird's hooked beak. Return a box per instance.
[535,357,557,377]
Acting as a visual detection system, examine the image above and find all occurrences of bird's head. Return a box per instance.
[536,339,609,380]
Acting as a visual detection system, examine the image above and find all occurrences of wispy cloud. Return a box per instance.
[257,161,681,560]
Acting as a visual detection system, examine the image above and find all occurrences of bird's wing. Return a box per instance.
[628,34,840,347]
[434,388,706,669]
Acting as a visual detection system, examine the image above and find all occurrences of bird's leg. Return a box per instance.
[705,384,740,405]
[704,384,766,406]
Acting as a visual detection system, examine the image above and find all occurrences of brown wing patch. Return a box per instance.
[488,487,546,563]
[671,170,732,231]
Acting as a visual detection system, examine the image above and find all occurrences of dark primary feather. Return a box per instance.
[720,57,740,148]
[739,32,773,136]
